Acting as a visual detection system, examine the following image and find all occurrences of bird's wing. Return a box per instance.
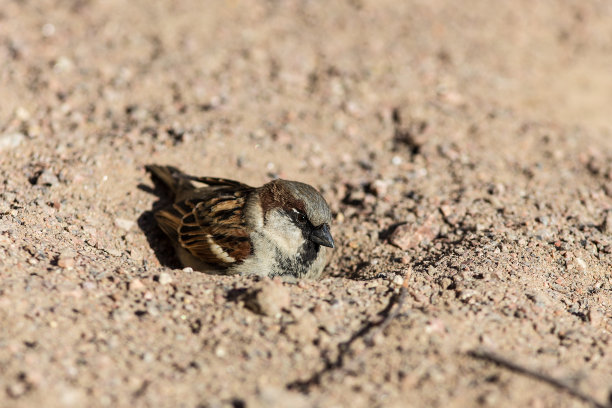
[179,175,252,189]
[154,186,253,268]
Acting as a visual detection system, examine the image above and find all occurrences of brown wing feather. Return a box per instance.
[179,175,252,189]
[154,186,253,269]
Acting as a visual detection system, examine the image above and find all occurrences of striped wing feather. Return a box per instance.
[155,187,252,268]
[179,175,251,188]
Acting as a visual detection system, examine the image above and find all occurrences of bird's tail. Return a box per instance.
[145,165,194,196]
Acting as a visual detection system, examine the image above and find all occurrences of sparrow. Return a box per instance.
[145,165,335,281]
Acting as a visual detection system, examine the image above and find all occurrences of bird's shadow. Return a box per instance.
[137,182,182,269]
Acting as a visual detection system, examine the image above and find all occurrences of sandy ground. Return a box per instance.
[1,1,612,407]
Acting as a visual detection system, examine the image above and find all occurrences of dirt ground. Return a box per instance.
[1,0,612,407]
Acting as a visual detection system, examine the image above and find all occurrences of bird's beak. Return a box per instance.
[310,224,335,248]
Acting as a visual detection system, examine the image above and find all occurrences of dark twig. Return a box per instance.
[364,276,409,346]
[287,271,410,393]
[469,348,610,408]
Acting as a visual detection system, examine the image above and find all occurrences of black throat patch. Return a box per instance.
[273,239,320,278]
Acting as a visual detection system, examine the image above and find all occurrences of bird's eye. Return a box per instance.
[292,208,307,223]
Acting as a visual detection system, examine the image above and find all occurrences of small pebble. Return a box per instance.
[81,281,97,290]
[129,279,145,291]
[392,275,404,286]
[114,218,135,231]
[370,180,388,197]
[15,107,30,121]
[57,257,75,269]
[6,382,26,398]
[389,222,437,250]
[0,132,25,151]
[57,249,77,269]
[158,272,173,285]
[41,22,55,37]
[53,56,74,73]
[36,169,59,186]
[245,278,290,317]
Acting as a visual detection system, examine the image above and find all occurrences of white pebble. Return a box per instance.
[42,23,56,37]
[159,272,173,285]
[0,133,25,151]
[114,218,135,231]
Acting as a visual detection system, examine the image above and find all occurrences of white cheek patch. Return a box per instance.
[206,234,236,263]
[263,210,305,254]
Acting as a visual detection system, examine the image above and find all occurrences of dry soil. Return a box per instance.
[1,1,612,407]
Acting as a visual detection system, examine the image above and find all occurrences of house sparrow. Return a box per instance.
[146,165,335,281]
